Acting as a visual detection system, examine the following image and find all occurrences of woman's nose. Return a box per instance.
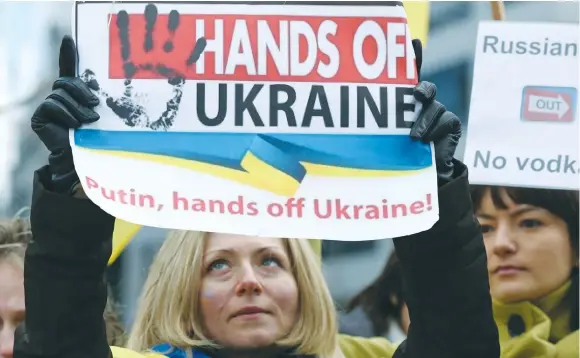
[234,263,263,296]
[491,225,517,257]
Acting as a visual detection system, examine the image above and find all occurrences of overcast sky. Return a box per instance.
[0,1,70,211]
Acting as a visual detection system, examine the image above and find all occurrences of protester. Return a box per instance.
[126,230,339,356]
[471,185,579,357]
[339,252,408,343]
[104,299,127,347]
[13,35,499,358]
[0,213,126,357]
[0,215,28,358]
[342,185,580,357]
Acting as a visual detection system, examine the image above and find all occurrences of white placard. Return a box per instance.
[464,21,579,190]
[71,1,438,240]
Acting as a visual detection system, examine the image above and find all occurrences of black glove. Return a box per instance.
[31,35,100,194]
[410,39,462,185]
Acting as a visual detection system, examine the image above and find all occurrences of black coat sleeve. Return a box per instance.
[13,166,115,358]
[393,160,500,358]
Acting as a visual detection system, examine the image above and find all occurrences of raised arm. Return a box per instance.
[393,160,499,358]
[392,39,499,358]
[14,36,116,358]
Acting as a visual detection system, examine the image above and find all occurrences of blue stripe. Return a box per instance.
[150,344,209,358]
[74,129,432,171]
[249,135,307,181]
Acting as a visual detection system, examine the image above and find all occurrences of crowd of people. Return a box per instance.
[0,13,578,358]
[338,186,579,356]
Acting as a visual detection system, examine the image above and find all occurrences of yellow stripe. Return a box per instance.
[241,151,302,196]
[111,347,165,358]
[77,148,423,197]
[303,162,427,177]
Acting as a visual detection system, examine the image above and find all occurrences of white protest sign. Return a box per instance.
[71,1,438,240]
[464,21,579,190]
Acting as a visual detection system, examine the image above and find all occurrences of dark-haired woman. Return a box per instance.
[471,186,579,357]
[342,186,578,357]
[340,252,408,344]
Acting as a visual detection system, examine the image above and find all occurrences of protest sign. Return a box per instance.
[464,21,578,190]
[71,1,438,240]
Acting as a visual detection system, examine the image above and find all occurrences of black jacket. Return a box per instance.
[14,160,499,358]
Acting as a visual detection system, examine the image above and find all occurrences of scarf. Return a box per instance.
[151,343,316,358]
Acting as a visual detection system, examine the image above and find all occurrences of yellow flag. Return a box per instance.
[403,1,430,46]
[109,219,141,265]
[309,239,322,260]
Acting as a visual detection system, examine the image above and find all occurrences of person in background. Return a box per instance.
[340,185,579,357]
[0,214,127,358]
[339,252,408,344]
[471,186,579,357]
[0,215,28,358]
[104,298,127,347]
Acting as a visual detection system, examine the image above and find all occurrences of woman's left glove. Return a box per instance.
[31,35,100,194]
[409,39,462,185]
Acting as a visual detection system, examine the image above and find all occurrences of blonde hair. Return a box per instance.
[105,298,127,346]
[127,231,338,357]
[0,208,31,269]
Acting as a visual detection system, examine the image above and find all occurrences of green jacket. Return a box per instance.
[493,280,579,357]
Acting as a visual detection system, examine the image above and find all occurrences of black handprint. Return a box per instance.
[80,3,207,131]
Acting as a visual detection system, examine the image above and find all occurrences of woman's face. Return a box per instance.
[400,303,410,334]
[0,261,25,358]
[199,234,299,348]
[477,188,575,303]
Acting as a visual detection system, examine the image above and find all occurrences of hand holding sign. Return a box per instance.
[407,39,462,185]
[31,35,100,194]
[80,4,207,131]
[411,81,461,184]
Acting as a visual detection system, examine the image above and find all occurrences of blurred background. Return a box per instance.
[0,0,578,327]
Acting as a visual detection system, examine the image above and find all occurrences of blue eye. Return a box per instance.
[262,257,281,267]
[208,259,230,272]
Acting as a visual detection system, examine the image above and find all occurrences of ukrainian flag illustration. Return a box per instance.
[74,130,432,197]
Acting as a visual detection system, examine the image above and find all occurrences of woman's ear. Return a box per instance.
[412,39,423,81]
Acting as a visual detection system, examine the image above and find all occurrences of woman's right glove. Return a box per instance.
[409,39,462,186]
[31,35,100,194]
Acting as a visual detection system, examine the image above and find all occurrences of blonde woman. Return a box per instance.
[128,231,342,358]
[15,34,499,358]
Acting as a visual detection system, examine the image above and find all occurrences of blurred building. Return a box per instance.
[3,1,578,326]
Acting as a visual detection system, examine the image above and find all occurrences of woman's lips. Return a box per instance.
[494,266,525,276]
[230,306,270,321]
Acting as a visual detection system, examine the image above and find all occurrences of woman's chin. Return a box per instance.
[227,329,279,349]
[491,282,541,303]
